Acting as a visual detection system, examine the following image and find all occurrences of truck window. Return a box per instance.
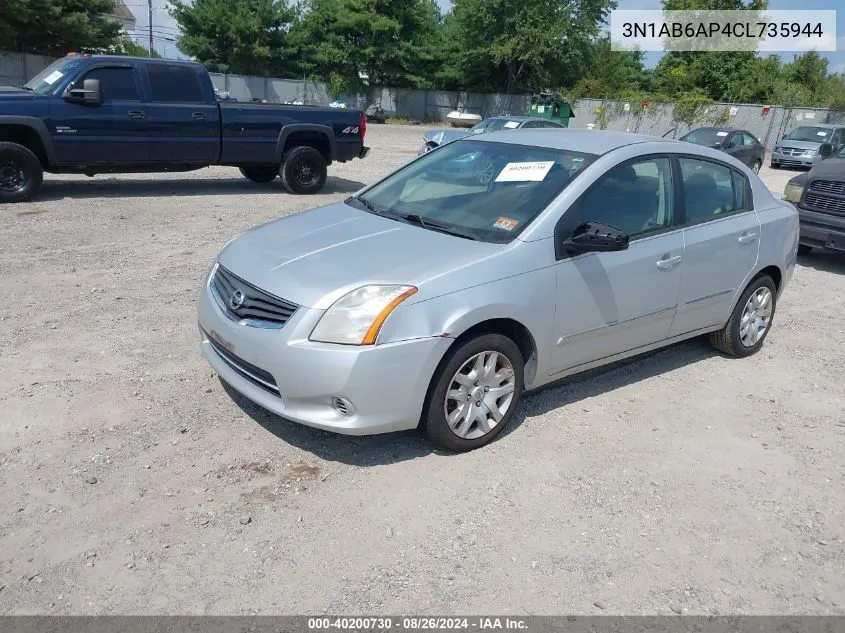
[147,65,205,103]
[80,67,139,101]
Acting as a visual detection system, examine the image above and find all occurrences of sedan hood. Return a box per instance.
[776,139,824,150]
[808,157,845,179]
[217,202,501,309]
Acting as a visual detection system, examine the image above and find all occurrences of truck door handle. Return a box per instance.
[738,232,758,245]
[192,112,207,120]
[656,255,682,270]
[128,110,146,119]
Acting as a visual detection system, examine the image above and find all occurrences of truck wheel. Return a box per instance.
[0,142,43,203]
[280,146,327,194]
[239,166,278,183]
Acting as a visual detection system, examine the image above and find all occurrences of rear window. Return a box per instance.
[147,65,205,103]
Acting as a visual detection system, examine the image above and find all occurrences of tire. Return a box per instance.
[0,142,43,203]
[423,333,524,452]
[280,145,327,194]
[751,160,761,174]
[239,165,278,183]
[709,275,777,358]
[797,244,813,256]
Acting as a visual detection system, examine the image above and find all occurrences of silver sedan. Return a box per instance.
[198,129,799,452]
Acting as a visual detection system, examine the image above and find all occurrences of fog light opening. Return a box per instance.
[332,397,353,416]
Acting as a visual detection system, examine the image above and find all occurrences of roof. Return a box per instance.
[108,1,135,21]
[468,128,682,154]
[791,122,839,128]
[65,54,202,68]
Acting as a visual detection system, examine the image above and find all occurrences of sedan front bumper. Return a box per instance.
[197,274,452,435]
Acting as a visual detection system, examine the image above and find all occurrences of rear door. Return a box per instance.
[670,156,760,337]
[143,64,219,164]
[50,64,149,165]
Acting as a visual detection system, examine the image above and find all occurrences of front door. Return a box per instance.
[551,156,684,374]
[670,156,760,336]
[50,64,149,166]
[144,64,219,164]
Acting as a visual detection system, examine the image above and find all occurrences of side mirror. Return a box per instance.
[64,78,102,105]
[819,143,834,159]
[563,221,630,254]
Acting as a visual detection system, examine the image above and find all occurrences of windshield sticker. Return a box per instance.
[495,160,555,182]
[493,217,519,231]
[716,131,729,136]
[43,70,64,85]
[817,131,828,136]
[503,121,520,129]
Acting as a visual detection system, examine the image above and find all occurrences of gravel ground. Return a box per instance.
[0,124,843,616]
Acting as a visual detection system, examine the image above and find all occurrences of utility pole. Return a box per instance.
[148,0,153,57]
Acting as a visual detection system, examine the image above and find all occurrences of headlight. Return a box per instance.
[803,149,818,157]
[309,285,418,345]
[784,183,804,203]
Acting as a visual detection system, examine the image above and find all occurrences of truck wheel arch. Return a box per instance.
[275,124,336,165]
[0,117,57,168]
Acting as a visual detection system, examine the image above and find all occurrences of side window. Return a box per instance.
[147,65,205,103]
[543,121,564,128]
[576,157,674,238]
[679,158,745,224]
[520,121,540,129]
[743,133,758,146]
[80,67,139,101]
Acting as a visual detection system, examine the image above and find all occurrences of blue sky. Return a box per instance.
[131,0,843,73]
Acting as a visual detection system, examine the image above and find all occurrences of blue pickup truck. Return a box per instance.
[0,54,370,203]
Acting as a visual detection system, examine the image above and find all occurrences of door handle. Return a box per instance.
[656,254,682,270]
[192,112,207,120]
[738,232,758,245]
[128,110,146,119]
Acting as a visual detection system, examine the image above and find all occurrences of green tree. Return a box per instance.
[289,0,442,92]
[109,38,162,58]
[170,0,297,75]
[0,0,122,56]
[444,0,616,94]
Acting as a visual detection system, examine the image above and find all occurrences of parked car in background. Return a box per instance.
[771,124,845,169]
[679,127,765,173]
[783,142,845,255]
[419,116,566,155]
[0,54,369,202]
[198,130,797,452]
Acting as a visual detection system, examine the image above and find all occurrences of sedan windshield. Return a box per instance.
[467,118,524,135]
[681,128,730,146]
[784,126,833,142]
[349,139,596,243]
[23,57,84,94]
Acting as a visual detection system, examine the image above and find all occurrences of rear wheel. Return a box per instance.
[0,142,43,203]
[239,165,278,183]
[423,333,524,452]
[280,145,327,194]
[709,275,777,358]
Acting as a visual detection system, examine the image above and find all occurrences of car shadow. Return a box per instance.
[222,337,718,466]
[36,175,365,201]
[798,250,845,274]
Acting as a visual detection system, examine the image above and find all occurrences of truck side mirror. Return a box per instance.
[819,143,834,159]
[64,78,102,105]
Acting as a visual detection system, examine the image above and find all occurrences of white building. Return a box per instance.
[107,1,137,41]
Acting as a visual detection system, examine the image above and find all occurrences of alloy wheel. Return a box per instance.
[739,287,773,347]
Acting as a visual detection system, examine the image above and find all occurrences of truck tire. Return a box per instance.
[239,166,278,183]
[0,142,43,203]
[280,146,327,195]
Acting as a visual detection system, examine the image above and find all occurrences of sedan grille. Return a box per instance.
[205,330,280,397]
[211,265,298,328]
[779,147,808,156]
[809,180,845,197]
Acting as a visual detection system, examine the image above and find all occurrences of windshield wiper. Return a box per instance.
[397,213,480,241]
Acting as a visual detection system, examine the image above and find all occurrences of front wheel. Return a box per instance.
[423,333,524,452]
[709,275,777,357]
[280,146,327,194]
[0,142,43,203]
[239,165,278,183]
